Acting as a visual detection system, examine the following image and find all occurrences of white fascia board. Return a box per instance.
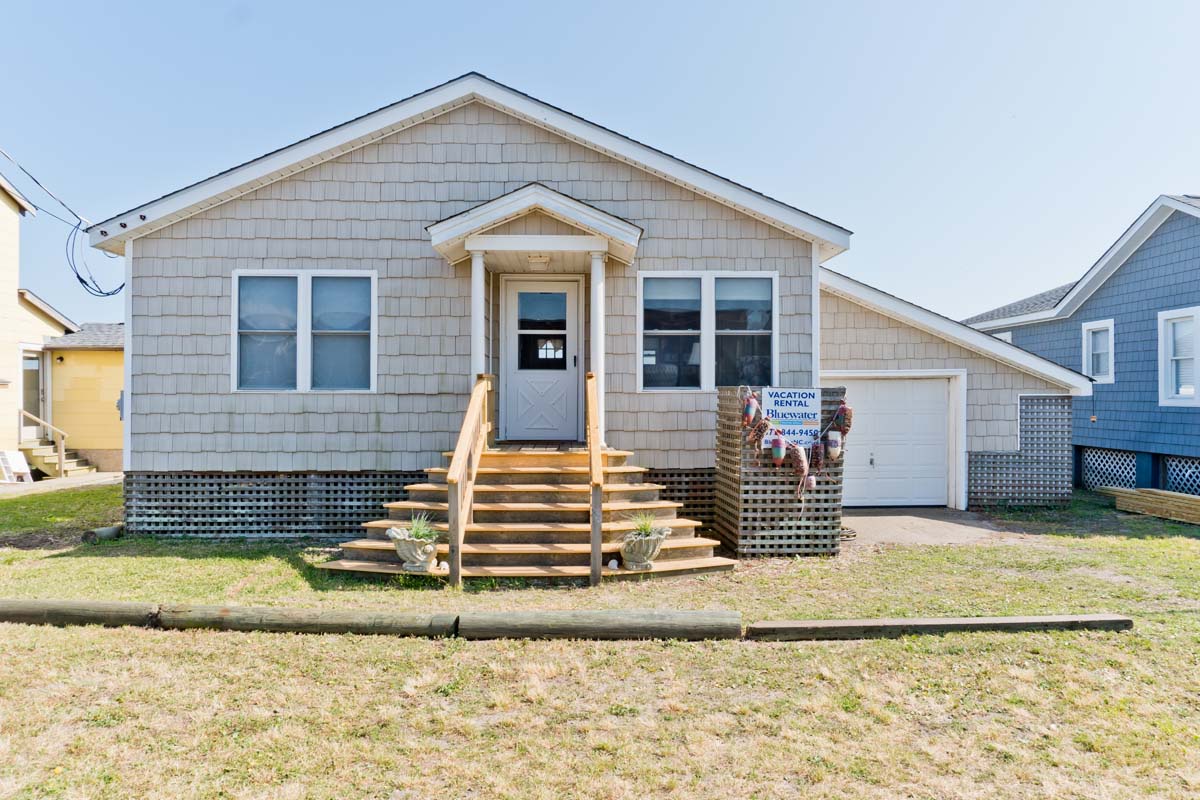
[429,183,642,263]
[464,234,609,254]
[971,196,1200,332]
[820,267,1093,396]
[88,73,851,256]
[0,173,36,216]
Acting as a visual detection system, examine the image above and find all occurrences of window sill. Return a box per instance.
[1159,397,1199,408]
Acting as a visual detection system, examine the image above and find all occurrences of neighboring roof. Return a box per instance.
[44,322,124,350]
[427,183,644,264]
[820,267,1093,396]
[0,172,36,215]
[962,282,1075,325]
[17,289,79,332]
[968,194,1200,331]
[87,72,851,259]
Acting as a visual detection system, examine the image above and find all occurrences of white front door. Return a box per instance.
[838,378,950,506]
[19,351,44,442]
[502,279,582,441]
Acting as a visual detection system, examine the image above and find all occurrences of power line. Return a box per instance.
[0,148,123,297]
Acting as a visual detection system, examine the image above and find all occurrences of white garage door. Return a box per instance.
[836,378,950,506]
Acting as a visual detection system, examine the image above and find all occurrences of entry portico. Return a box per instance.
[427,183,643,443]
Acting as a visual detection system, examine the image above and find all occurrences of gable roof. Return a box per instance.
[17,289,79,332]
[820,267,1092,396]
[427,183,643,264]
[0,172,36,216]
[87,73,851,259]
[44,322,124,350]
[968,194,1200,331]
[962,282,1075,326]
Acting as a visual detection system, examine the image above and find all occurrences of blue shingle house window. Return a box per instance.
[1081,319,1114,384]
[1158,306,1200,406]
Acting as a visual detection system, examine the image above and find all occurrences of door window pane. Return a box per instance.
[518,292,567,330]
[238,276,297,331]
[22,355,40,416]
[642,334,701,388]
[239,333,297,390]
[716,278,772,331]
[312,277,371,331]
[643,278,701,330]
[518,333,567,370]
[716,334,772,386]
[312,334,371,389]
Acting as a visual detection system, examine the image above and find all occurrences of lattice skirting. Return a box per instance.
[1164,455,1200,496]
[1080,447,1137,491]
[969,396,1073,508]
[646,468,715,528]
[124,472,425,539]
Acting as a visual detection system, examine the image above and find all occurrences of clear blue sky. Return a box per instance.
[3,0,1198,325]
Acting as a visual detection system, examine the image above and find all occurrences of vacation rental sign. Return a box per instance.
[760,388,821,448]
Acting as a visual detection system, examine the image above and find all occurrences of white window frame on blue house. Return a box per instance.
[1157,305,1200,407]
[1080,319,1114,384]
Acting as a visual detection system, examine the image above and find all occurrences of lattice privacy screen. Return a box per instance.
[1081,447,1136,490]
[1165,455,1200,496]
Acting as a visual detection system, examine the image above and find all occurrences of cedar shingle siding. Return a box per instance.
[130,102,815,472]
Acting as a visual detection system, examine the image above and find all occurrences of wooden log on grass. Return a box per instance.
[156,604,457,637]
[0,599,159,629]
[457,609,743,640]
[746,614,1133,641]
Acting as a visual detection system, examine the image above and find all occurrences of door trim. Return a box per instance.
[498,275,586,442]
[821,369,968,510]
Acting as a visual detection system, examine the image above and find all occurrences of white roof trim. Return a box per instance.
[972,195,1200,331]
[820,268,1092,396]
[428,183,642,264]
[0,173,36,216]
[17,289,80,333]
[87,73,850,257]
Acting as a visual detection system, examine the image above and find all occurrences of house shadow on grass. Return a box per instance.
[984,490,1200,541]
[40,537,473,594]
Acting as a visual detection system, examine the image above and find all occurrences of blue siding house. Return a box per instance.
[966,195,1200,494]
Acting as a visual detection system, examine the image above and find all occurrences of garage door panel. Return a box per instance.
[836,378,950,507]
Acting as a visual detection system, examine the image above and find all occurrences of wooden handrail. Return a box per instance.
[584,372,603,585]
[18,410,68,478]
[445,374,493,587]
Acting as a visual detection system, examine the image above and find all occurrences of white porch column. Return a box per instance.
[470,250,486,378]
[590,250,606,444]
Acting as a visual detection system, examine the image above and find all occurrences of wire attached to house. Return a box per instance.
[0,147,124,297]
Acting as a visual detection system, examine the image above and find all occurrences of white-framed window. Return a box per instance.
[994,331,1012,344]
[232,270,377,392]
[1158,306,1199,406]
[636,271,778,391]
[1080,319,1114,384]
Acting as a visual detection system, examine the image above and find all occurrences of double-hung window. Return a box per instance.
[1158,306,1199,406]
[638,272,777,390]
[1080,319,1114,384]
[234,271,376,392]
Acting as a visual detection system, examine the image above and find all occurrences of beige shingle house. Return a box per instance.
[88,74,1088,577]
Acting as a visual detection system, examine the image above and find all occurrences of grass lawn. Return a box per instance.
[1,487,1198,798]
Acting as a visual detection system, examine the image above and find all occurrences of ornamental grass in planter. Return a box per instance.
[385,513,441,573]
[620,511,669,571]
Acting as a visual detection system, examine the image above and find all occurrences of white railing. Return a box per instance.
[18,410,68,478]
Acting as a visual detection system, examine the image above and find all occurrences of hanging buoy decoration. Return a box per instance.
[832,401,854,436]
[825,430,842,460]
[770,428,787,467]
[742,391,760,428]
[809,441,825,475]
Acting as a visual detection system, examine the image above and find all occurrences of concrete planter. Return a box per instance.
[385,528,439,573]
[620,528,668,570]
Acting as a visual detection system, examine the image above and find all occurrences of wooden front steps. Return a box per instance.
[317,446,735,582]
[18,440,98,478]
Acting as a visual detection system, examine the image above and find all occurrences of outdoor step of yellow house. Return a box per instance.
[314,556,737,581]
[337,537,723,568]
[18,440,98,478]
[361,517,704,544]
